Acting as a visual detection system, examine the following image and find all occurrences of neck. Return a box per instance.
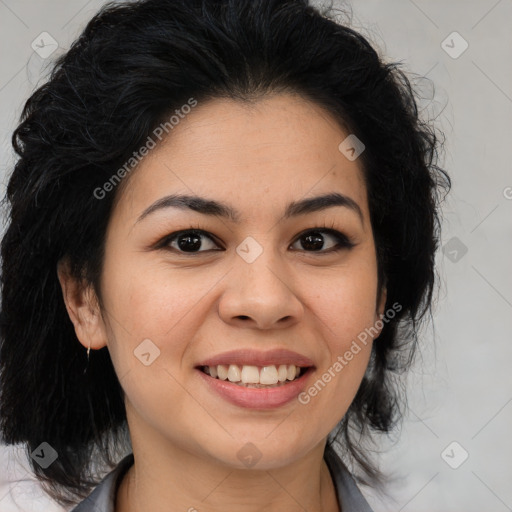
[116,433,340,512]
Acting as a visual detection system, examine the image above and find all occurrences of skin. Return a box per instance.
[58,93,386,512]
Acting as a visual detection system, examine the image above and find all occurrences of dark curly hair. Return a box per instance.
[0,0,449,507]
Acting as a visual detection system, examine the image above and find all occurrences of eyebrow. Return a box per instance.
[135,192,364,225]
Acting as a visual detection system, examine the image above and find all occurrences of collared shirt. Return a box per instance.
[71,444,374,512]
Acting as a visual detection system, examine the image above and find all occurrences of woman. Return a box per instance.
[0,0,449,510]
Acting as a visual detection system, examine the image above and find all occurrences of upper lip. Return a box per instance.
[196,349,315,368]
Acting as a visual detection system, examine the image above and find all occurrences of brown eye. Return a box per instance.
[290,229,354,253]
[163,230,220,253]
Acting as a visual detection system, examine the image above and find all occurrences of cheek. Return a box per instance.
[297,279,376,432]
[103,265,209,346]
[99,264,211,425]
[299,258,379,403]
[313,285,376,381]
[308,261,380,344]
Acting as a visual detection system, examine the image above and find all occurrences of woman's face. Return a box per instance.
[88,93,385,468]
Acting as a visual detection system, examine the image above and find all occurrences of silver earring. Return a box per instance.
[83,343,91,375]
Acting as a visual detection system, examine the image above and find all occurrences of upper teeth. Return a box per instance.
[204,364,302,385]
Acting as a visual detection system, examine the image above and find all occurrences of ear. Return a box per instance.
[376,286,387,319]
[373,286,388,339]
[57,257,108,351]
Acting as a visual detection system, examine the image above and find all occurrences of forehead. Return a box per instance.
[114,93,369,224]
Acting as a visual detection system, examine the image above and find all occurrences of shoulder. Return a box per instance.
[70,454,134,512]
[324,443,375,512]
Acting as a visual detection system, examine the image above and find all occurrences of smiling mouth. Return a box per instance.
[198,364,309,388]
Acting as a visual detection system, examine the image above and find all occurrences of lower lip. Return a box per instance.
[196,368,314,409]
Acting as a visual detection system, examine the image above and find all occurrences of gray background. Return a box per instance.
[1,1,511,511]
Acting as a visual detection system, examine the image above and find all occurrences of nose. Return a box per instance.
[218,246,304,330]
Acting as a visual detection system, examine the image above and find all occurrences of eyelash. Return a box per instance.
[156,223,356,255]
